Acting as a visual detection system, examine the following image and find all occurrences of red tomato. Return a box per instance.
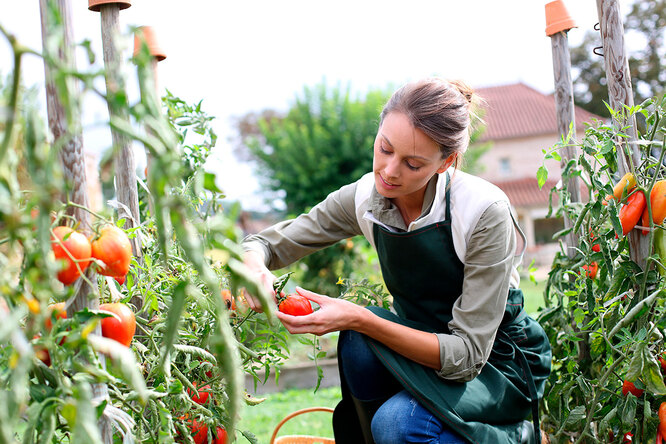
[221,289,236,311]
[621,380,644,397]
[99,303,136,347]
[212,427,227,444]
[278,294,314,316]
[188,382,211,405]
[582,262,598,279]
[91,225,132,278]
[659,402,666,440]
[52,226,92,285]
[44,302,67,331]
[589,230,601,252]
[176,417,208,444]
[113,275,126,285]
[619,190,647,236]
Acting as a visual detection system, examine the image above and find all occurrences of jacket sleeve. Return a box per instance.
[435,200,516,382]
[241,182,362,270]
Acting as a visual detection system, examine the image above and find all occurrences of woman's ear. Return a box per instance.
[436,154,457,174]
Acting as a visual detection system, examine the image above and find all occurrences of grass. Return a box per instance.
[522,277,548,317]
[237,386,341,443]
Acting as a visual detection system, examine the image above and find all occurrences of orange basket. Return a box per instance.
[269,407,335,444]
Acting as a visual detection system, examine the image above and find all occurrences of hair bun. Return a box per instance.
[448,79,474,104]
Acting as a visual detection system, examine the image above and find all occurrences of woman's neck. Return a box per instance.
[392,189,426,227]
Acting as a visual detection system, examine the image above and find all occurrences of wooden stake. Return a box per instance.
[98,4,142,258]
[596,0,649,268]
[38,1,112,442]
[550,30,581,258]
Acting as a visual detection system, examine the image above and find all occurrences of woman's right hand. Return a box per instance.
[242,249,277,312]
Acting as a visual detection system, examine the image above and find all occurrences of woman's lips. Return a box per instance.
[378,174,399,190]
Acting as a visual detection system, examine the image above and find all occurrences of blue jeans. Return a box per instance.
[338,330,466,444]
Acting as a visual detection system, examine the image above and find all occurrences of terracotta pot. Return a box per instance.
[133,26,166,62]
[545,0,577,36]
[88,0,131,12]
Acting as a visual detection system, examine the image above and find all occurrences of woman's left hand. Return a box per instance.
[277,287,365,336]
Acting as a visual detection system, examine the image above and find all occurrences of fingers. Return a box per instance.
[295,286,329,304]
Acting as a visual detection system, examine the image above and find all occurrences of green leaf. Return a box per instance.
[620,392,637,427]
[160,280,188,370]
[537,166,549,189]
[203,171,222,193]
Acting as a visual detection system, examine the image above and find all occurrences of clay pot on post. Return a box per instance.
[133,26,167,62]
[88,0,131,11]
[544,0,577,36]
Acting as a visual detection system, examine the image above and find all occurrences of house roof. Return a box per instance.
[475,83,603,142]
[495,177,558,208]
[495,176,590,208]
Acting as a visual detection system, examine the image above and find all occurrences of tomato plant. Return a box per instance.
[51,226,92,285]
[91,224,132,278]
[538,98,666,442]
[99,302,136,347]
[278,294,314,316]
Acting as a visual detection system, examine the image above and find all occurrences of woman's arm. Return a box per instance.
[277,288,442,370]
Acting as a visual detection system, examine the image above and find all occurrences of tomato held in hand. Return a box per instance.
[278,294,314,316]
[91,225,132,278]
[52,226,92,285]
[99,302,136,347]
[621,380,644,397]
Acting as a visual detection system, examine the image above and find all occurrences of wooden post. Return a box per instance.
[38,1,112,442]
[596,0,649,268]
[133,26,166,182]
[92,1,142,259]
[546,0,581,259]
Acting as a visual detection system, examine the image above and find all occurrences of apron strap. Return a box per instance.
[444,172,452,221]
[496,329,541,444]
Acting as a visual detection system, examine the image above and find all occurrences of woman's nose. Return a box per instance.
[384,158,400,179]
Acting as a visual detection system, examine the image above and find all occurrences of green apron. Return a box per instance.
[336,182,552,443]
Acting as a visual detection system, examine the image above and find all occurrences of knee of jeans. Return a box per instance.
[370,393,409,444]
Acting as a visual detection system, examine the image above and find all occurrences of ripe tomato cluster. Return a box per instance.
[50,224,133,286]
[606,173,666,236]
[177,417,227,444]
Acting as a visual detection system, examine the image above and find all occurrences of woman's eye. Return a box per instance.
[379,145,391,154]
[406,162,421,171]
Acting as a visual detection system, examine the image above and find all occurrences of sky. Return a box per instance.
[0,0,622,211]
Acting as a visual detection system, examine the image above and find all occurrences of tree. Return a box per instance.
[570,0,665,117]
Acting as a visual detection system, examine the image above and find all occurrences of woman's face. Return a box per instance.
[373,112,453,201]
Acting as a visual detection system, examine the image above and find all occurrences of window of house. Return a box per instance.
[534,217,564,244]
[499,157,511,176]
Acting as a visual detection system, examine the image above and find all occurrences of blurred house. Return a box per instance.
[473,82,602,268]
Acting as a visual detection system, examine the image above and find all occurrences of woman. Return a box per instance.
[242,78,551,444]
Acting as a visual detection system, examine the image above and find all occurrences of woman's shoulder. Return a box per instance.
[446,170,512,227]
[448,170,509,204]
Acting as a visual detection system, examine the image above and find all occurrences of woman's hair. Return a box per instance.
[379,78,478,166]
